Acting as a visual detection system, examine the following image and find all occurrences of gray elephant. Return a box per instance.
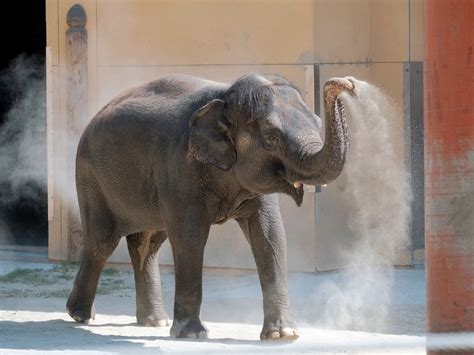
[66,73,354,340]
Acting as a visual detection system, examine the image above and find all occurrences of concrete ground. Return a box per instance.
[0,249,440,354]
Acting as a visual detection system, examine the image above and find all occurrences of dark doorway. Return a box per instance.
[0,1,47,246]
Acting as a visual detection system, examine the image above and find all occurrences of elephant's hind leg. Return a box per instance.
[127,230,170,327]
[67,180,120,324]
[67,239,119,324]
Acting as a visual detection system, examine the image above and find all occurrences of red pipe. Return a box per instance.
[424,0,474,353]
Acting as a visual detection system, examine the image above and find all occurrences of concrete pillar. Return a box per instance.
[424,0,474,352]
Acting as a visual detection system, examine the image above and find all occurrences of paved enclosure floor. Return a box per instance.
[1,310,428,354]
[0,258,429,354]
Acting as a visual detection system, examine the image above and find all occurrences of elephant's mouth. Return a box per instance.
[274,161,305,206]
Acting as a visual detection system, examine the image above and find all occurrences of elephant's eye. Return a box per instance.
[263,132,279,150]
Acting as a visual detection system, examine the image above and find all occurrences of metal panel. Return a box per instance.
[403,61,424,253]
[313,64,321,117]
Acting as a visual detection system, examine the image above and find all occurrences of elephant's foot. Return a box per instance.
[170,318,208,339]
[66,300,96,324]
[260,317,299,341]
[136,302,171,327]
[137,310,171,327]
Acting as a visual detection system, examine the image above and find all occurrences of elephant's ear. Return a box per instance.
[188,99,236,171]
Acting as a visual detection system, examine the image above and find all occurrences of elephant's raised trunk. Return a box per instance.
[303,77,354,185]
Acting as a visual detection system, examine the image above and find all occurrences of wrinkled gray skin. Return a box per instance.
[67,73,354,340]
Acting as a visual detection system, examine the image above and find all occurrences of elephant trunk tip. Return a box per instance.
[323,77,356,110]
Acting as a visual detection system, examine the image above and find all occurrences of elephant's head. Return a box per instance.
[188,74,354,206]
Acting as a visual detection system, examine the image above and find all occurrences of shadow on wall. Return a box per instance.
[0,55,47,246]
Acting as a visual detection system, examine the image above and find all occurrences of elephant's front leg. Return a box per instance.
[238,194,299,341]
[168,216,210,339]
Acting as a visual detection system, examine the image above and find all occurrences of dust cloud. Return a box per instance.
[0,55,47,245]
[316,78,412,332]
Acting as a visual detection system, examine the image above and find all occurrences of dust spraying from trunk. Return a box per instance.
[315,78,412,332]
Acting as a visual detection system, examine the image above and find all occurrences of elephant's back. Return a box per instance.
[98,74,227,114]
[79,75,228,161]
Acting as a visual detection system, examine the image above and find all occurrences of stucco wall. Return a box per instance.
[46,0,424,272]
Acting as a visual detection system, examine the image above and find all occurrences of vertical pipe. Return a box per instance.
[46,47,53,224]
[424,0,474,353]
[66,4,88,261]
[404,61,425,262]
[313,64,322,194]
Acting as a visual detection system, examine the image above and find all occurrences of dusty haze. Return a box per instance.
[0,55,46,245]
[314,79,412,332]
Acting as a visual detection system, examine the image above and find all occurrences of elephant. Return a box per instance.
[66,73,354,340]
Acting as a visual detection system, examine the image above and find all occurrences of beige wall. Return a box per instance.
[97,0,314,66]
[47,0,423,272]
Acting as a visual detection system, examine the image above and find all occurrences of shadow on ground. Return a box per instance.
[0,318,295,352]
